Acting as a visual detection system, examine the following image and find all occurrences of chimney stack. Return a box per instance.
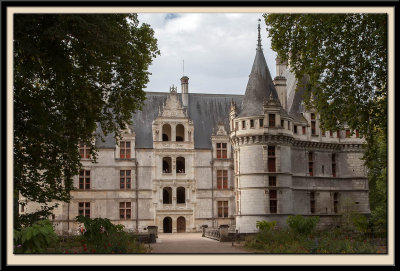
[180,76,189,108]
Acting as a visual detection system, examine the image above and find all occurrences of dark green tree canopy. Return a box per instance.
[14,14,159,226]
[264,13,387,135]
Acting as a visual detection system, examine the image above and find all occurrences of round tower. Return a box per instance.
[231,20,294,233]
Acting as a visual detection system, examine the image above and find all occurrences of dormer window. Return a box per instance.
[216,143,227,159]
[176,124,185,141]
[269,114,275,127]
[162,124,171,141]
[79,143,90,159]
[120,141,131,159]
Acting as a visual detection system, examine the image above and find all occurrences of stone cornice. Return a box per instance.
[231,134,365,152]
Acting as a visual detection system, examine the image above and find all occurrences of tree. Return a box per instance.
[14,14,159,228]
[264,13,387,232]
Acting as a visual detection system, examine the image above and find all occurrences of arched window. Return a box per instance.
[176,157,185,173]
[162,157,172,173]
[162,124,171,141]
[163,217,172,233]
[163,187,172,204]
[177,187,185,204]
[176,124,185,142]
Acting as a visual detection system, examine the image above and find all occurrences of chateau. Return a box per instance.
[19,23,370,234]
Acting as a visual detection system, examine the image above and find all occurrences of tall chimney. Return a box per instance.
[180,76,189,108]
[274,57,288,110]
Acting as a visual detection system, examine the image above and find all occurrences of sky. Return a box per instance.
[137,13,278,95]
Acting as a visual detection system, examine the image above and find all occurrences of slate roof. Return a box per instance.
[95,92,243,149]
[238,24,279,118]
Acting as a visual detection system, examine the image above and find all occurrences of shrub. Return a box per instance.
[14,219,58,253]
[352,214,369,234]
[256,221,277,232]
[286,215,320,236]
[75,216,144,253]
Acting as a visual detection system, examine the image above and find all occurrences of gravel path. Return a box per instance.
[149,233,251,254]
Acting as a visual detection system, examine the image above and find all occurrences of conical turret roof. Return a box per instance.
[238,21,280,117]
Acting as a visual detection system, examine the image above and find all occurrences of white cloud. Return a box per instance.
[138,13,278,95]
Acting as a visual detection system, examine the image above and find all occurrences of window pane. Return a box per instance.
[126,141,130,148]
[126,170,131,176]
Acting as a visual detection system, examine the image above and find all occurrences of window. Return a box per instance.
[332,154,336,177]
[235,122,238,131]
[268,146,276,172]
[269,190,277,213]
[294,125,297,134]
[162,124,171,141]
[120,170,131,189]
[250,119,254,128]
[310,192,315,214]
[302,126,306,135]
[177,187,186,204]
[217,170,228,189]
[321,128,325,137]
[176,157,185,173]
[218,201,229,218]
[162,157,172,173]
[346,130,351,138]
[288,121,291,130]
[308,152,314,176]
[311,113,316,135]
[119,202,131,219]
[330,130,333,137]
[120,141,131,159]
[337,130,340,138]
[79,170,90,190]
[20,204,24,213]
[281,119,284,128]
[356,130,360,138]
[79,143,90,159]
[78,202,90,218]
[176,124,185,141]
[333,192,339,214]
[259,119,264,127]
[242,120,246,130]
[269,176,276,186]
[216,143,227,159]
[269,114,275,127]
[163,187,172,204]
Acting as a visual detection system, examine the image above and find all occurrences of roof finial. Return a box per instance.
[257,18,262,51]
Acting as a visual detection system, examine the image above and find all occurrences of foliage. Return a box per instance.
[245,227,377,254]
[14,14,159,227]
[256,220,277,232]
[352,214,369,234]
[264,13,387,234]
[286,215,319,236]
[14,219,58,253]
[74,216,144,253]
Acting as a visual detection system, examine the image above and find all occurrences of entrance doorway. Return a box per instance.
[163,217,172,233]
[177,216,186,233]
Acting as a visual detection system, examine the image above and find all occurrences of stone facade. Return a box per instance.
[19,23,369,235]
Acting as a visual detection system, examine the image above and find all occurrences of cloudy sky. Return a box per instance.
[137,13,278,95]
